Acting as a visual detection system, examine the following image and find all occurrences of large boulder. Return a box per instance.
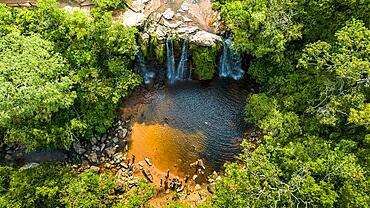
[190,31,222,47]
[122,11,146,27]
[163,8,175,20]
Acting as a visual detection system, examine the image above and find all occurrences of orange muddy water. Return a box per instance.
[123,79,252,178]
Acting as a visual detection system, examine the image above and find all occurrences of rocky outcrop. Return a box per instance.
[122,0,224,48]
[190,31,222,47]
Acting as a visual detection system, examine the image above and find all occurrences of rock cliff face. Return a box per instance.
[122,0,225,47]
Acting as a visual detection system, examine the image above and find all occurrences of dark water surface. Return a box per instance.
[125,79,251,177]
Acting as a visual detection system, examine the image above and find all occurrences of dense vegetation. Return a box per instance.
[207,0,370,207]
[1,0,370,207]
[0,0,141,150]
[0,163,155,207]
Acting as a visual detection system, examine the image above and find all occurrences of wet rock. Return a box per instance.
[212,171,218,179]
[144,158,152,166]
[20,162,39,170]
[198,159,206,170]
[90,166,100,173]
[120,162,129,169]
[100,143,106,152]
[190,31,222,47]
[118,128,128,139]
[113,137,119,144]
[100,134,107,143]
[105,146,116,157]
[195,184,202,191]
[142,168,153,182]
[92,145,100,152]
[163,8,175,20]
[91,136,98,145]
[192,174,198,181]
[88,152,98,163]
[207,182,216,194]
[73,142,86,155]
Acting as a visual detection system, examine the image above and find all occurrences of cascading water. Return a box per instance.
[166,37,176,82]
[219,36,245,80]
[176,40,188,80]
[137,50,155,85]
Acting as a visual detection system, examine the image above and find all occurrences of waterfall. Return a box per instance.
[219,36,245,80]
[166,37,189,82]
[137,50,155,85]
[177,40,188,80]
[166,37,176,82]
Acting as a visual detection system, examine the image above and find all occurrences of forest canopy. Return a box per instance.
[0,0,369,207]
[0,1,141,150]
[207,0,370,207]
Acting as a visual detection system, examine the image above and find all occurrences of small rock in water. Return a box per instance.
[120,162,129,169]
[195,184,201,191]
[144,158,152,166]
[142,168,153,182]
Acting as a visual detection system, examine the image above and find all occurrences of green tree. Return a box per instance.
[61,170,118,208]
[0,1,141,149]
[0,32,76,149]
[220,0,302,62]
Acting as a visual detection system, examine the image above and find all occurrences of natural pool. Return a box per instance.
[123,79,252,178]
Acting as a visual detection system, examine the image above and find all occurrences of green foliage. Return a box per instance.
[0,1,141,149]
[116,180,156,208]
[211,2,370,207]
[190,42,221,80]
[92,0,127,9]
[219,0,302,62]
[0,163,128,208]
[0,166,13,195]
[61,170,117,208]
[1,163,69,207]
[0,32,76,149]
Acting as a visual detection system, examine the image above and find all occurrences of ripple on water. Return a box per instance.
[125,79,251,177]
